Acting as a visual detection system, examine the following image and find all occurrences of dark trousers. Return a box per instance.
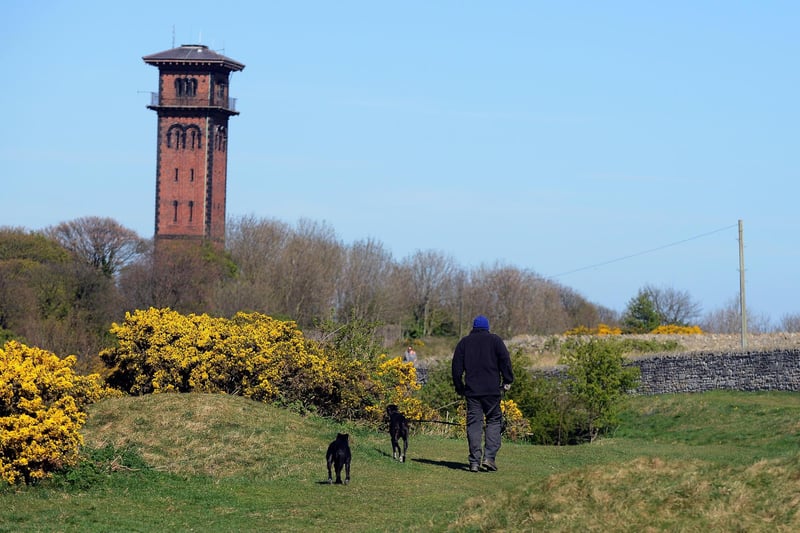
[465,395,502,466]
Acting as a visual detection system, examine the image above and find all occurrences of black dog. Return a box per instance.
[326,433,351,485]
[385,404,409,462]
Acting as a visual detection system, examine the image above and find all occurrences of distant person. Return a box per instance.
[403,345,418,366]
[451,315,513,472]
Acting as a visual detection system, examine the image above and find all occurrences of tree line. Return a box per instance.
[1,215,797,368]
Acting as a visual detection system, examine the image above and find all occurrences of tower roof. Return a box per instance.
[143,44,245,71]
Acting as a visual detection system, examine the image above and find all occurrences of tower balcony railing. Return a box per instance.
[150,92,237,112]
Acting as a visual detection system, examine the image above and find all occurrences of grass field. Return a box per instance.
[2,390,799,532]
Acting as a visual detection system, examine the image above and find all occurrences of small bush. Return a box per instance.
[512,373,581,445]
[559,338,640,441]
[500,399,530,440]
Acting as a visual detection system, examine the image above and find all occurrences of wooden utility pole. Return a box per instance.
[739,219,747,350]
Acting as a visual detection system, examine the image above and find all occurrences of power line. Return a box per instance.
[548,224,739,279]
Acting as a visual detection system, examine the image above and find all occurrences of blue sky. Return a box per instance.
[2,1,798,323]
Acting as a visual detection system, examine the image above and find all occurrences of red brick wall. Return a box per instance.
[156,115,208,238]
[151,67,234,247]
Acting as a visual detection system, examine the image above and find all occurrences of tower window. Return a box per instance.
[190,169,194,182]
[166,124,201,151]
[188,201,194,222]
[214,125,227,152]
[172,200,179,222]
[175,77,198,97]
[174,168,179,181]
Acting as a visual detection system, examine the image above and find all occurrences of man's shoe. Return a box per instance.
[482,460,497,472]
[469,464,480,472]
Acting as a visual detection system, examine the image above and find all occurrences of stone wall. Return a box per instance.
[630,349,800,394]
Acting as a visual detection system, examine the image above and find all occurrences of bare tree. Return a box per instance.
[778,313,800,333]
[701,296,772,333]
[334,238,394,323]
[272,218,343,327]
[394,250,458,337]
[558,285,600,329]
[119,241,231,314]
[595,305,621,327]
[641,284,702,326]
[528,277,571,334]
[221,215,292,315]
[46,216,145,277]
[222,216,345,325]
[465,264,534,338]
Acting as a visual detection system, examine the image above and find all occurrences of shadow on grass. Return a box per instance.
[411,457,469,471]
[373,447,393,459]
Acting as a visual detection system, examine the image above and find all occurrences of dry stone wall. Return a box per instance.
[630,349,800,394]
[509,333,800,395]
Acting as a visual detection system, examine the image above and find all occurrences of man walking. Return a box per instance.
[451,315,514,472]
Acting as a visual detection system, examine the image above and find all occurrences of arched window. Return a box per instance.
[186,125,202,149]
[172,200,179,222]
[188,201,194,222]
[166,124,200,150]
[174,77,198,97]
[214,125,227,152]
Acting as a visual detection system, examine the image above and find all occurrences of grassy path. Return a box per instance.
[2,391,799,532]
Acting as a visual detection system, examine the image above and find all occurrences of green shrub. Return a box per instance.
[559,337,640,441]
[510,373,575,445]
[503,341,640,445]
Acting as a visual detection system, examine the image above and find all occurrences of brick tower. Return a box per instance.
[143,44,245,248]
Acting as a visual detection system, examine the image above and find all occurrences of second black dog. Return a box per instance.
[385,404,409,462]
[326,433,351,485]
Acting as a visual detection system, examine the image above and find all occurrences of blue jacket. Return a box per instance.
[452,328,514,397]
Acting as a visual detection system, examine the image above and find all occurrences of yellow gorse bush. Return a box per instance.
[501,398,530,441]
[364,356,439,426]
[101,308,331,399]
[564,324,622,336]
[650,324,704,335]
[0,341,115,485]
[100,308,413,421]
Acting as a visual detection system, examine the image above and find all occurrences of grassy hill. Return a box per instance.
[2,391,800,532]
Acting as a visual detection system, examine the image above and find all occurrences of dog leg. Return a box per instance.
[327,457,333,484]
[335,462,343,484]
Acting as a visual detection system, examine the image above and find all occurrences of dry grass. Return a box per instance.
[449,454,800,532]
[84,392,328,478]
